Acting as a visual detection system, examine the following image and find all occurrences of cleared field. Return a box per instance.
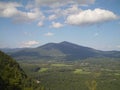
[38,68,48,73]
[51,63,73,67]
[73,69,91,74]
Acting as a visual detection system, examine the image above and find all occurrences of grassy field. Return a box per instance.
[73,69,91,74]
[19,58,120,90]
[38,68,48,72]
[51,63,73,67]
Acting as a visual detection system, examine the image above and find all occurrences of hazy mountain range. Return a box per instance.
[1,41,120,61]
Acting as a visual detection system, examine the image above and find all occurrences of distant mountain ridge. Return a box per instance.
[2,41,120,60]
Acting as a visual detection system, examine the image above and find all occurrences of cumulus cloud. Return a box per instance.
[66,8,118,26]
[1,1,119,27]
[35,0,70,7]
[51,22,63,28]
[37,21,44,27]
[44,32,54,36]
[62,5,82,16]
[47,5,82,21]
[0,2,45,23]
[35,0,95,7]
[48,14,57,20]
[0,2,21,17]
[75,0,95,6]
[14,8,45,23]
[21,41,39,47]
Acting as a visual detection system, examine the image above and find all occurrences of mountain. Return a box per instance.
[0,51,43,90]
[38,41,101,60]
[4,41,120,61]
[0,48,26,54]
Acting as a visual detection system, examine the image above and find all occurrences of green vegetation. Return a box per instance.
[38,68,48,73]
[51,63,73,67]
[10,41,120,61]
[1,49,120,90]
[0,51,44,90]
[86,80,97,90]
[73,69,90,74]
[19,58,120,90]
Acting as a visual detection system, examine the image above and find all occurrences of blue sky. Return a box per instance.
[0,0,120,51]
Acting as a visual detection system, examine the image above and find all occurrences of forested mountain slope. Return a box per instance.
[10,41,120,61]
[0,51,43,90]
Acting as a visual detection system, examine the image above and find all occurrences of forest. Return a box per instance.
[0,51,44,90]
[0,0,120,90]
[19,58,120,90]
[0,50,120,90]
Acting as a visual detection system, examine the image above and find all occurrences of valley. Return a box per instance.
[19,58,120,90]
[1,0,120,89]
[1,42,120,90]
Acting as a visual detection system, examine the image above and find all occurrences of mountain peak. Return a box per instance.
[60,41,70,43]
[60,41,75,45]
[8,41,120,60]
[39,41,75,49]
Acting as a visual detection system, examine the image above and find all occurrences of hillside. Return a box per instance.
[0,51,42,90]
[7,41,120,61]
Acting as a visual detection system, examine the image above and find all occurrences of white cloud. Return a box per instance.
[62,5,82,16]
[44,32,54,36]
[1,1,119,27]
[35,0,69,7]
[14,8,45,23]
[21,40,39,47]
[0,2,21,8]
[0,2,45,23]
[35,0,95,7]
[75,0,95,6]
[47,5,82,21]
[48,14,57,20]
[66,8,118,26]
[25,2,35,9]
[51,22,63,28]
[37,21,44,27]
[0,2,21,18]
[27,9,42,19]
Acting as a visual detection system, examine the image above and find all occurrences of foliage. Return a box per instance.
[39,68,48,73]
[51,63,73,67]
[19,58,120,90]
[0,51,45,90]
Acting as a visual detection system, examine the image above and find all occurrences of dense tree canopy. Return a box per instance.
[0,51,43,90]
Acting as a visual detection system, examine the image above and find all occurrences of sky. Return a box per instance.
[0,0,120,51]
